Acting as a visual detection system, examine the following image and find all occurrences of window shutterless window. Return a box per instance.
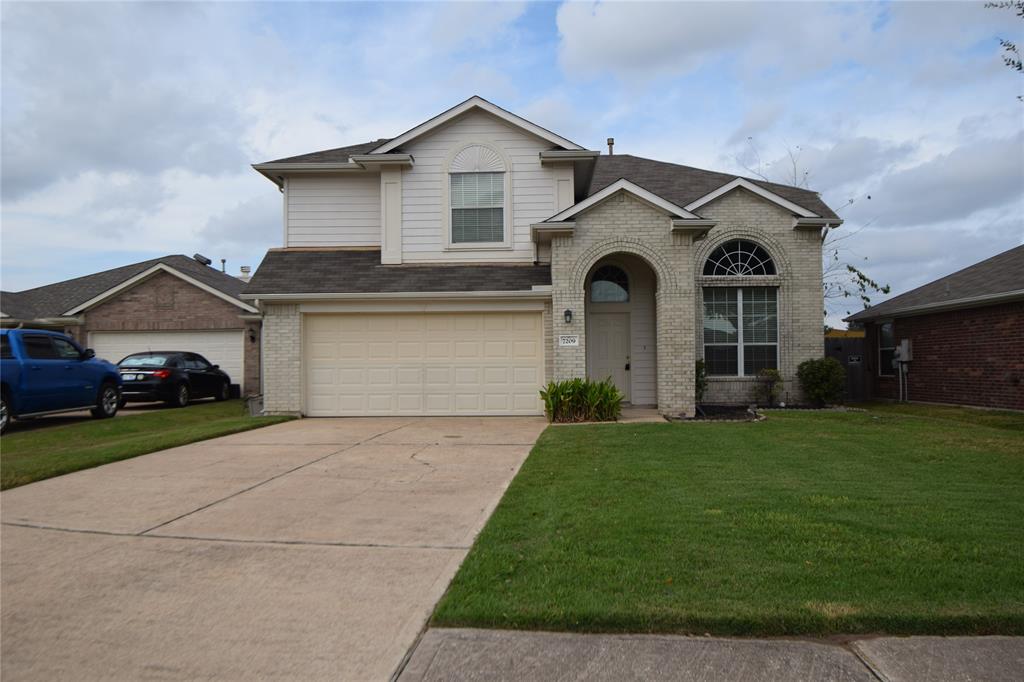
[450,172,503,243]
[702,287,778,376]
[878,322,896,377]
[22,335,59,360]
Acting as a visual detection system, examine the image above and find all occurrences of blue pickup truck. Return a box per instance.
[1,329,122,433]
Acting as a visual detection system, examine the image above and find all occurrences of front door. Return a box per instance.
[588,313,630,401]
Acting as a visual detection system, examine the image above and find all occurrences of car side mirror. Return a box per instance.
[82,348,95,360]
[211,364,219,370]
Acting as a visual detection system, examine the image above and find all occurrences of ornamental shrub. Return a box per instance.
[796,357,846,407]
[755,368,783,406]
[695,359,708,405]
[539,377,623,423]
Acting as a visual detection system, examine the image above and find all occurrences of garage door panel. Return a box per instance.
[303,312,543,416]
[90,330,243,387]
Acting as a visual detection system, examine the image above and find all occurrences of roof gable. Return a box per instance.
[371,96,585,154]
[546,179,701,222]
[587,155,838,220]
[1,255,254,320]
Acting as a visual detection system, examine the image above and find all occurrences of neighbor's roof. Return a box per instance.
[244,249,551,296]
[847,244,1024,322]
[587,155,838,220]
[264,139,392,165]
[0,255,248,320]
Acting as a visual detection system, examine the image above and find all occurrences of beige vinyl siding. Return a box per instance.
[401,110,560,263]
[286,174,381,247]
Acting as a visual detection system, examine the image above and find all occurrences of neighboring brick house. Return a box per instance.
[846,245,1024,411]
[245,96,841,417]
[1,256,262,394]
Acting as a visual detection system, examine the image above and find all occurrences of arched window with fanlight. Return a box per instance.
[447,144,509,246]
[701,240,779,376]
[703,239,776,276]
[590,265,630,302]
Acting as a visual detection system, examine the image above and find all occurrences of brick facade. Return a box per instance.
[695,191,824,406]
[259,189,826,417]
[864,302,1024,410]
[65,271,261,395]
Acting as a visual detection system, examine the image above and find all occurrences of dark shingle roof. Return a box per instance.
[587,155,839,220]
[0,255,248,320]
[245,250,550,296]
[847,245,1024,321]
[262,140,392,165]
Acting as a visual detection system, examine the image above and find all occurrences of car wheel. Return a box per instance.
[117,396,127,409]
[1,392,10,434]
[167,383,190,408]
[215,381,230,402]
[90,383,119,419]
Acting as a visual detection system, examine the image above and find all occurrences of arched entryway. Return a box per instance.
[584,254,658,406]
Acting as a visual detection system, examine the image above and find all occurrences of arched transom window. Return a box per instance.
[450,144,506,244]
[590,265,630,302]
[703,240,776,276]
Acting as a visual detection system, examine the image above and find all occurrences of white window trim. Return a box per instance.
[877,321,896,377]
[442,142,513,251]
[703,287,779,377]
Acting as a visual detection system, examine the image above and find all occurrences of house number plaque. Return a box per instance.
[558,335,580,347]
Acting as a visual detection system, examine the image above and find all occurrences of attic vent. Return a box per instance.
[450,145,505,173]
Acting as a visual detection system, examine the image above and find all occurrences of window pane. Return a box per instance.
[742,287,778,343]
[0,336,12,360]
[451,173,503,208]
[743,345,778,375]
[591,265,629,302]
[452,207,504,243]
[879,349,895,376]
[23,335,58,359]
[52,338,81,359]
[703,288,737,343]
[703,240,776,276]
[879,322,894,348]
[704,345,738,376]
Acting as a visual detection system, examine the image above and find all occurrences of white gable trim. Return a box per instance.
[63,263,258,316]
[545,179,701,222]
[684,178,818,218]
[371,96,585,154]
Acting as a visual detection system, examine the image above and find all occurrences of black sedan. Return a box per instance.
[117,351,231,407]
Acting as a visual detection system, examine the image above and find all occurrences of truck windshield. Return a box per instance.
[120,355,171,367]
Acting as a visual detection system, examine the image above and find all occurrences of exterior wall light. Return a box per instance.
[564,309,573,324]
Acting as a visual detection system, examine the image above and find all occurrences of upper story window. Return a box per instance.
[591,265,630,302]
[703,240,776,276]
[449,144,507,245]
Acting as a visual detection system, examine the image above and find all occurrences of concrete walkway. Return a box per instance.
[399,628,1024,682]
[1,416,547,681]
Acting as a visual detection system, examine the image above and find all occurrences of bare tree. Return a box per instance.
[986,1,1024,100]
[736,138,889,325]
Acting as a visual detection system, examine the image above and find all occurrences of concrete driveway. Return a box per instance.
[1,416,547,681]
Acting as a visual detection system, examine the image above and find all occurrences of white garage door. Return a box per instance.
[89,330,244,386]
[304,312,545,416]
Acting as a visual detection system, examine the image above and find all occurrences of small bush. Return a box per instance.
[755,368,783,407]
[695,359,708,405]
[540,377,623,423]
[796,357,846,406]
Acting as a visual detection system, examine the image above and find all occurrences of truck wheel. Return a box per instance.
[215,381,230,402]
[167,383,190,408]
[91,382,119,419]
[1,391,10,434]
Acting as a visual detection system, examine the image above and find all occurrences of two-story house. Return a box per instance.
[244,97,841,417]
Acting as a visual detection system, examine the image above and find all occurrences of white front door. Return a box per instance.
[588,313,630,401]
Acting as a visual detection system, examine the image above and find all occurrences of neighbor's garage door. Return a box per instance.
[304,312,544,416]
[89,330,244,386]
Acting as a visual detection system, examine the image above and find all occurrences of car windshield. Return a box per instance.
[120,354,171,367]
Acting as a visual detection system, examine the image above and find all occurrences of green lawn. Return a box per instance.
[1,400,293,489]
[433,404,1024,636]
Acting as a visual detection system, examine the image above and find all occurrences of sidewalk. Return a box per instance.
[398,628,1024,681]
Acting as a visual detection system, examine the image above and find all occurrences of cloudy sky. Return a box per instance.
[2,1,1021,324]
